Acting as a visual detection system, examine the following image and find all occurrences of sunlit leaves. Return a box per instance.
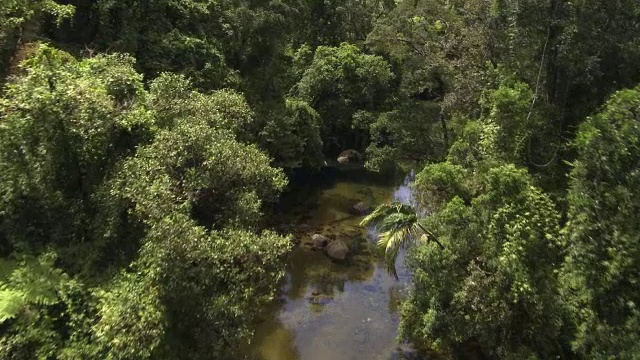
[114,119,287,230]
[414,162,470,213]
[129,213,291,359]
[0,0,74,34]
[297,43,392,112]
[0,253,91,359]
[93,272,165,359]
[149,73,255,139]
[0,287,23,323]
[477,75,545,164]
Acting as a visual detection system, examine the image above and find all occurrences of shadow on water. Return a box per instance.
[249,167,435,360]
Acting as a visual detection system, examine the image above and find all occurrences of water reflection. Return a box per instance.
[248,169,420,360]
[252,319,301,360]
[393,168,416,206]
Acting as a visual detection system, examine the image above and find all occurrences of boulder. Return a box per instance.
[312,234,331,250]
[352,201,372,215]
[337,156,348,164]
[336,149,363,165]
[325,239,349,261]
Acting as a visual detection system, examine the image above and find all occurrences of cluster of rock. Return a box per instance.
[294,196,374,262]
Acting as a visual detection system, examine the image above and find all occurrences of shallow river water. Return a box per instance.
[248,168,423,360]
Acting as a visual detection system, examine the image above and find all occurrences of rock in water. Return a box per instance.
[325,240,349,260]
[352,201,372,215]
[312,234,331,250]
[308,293,333,305]
[336,149,363,165]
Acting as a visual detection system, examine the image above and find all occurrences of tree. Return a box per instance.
[258,97,324,169]
[105,75,291,358]
[0,253,101,359]
[477,73,548,166]
[0,44,153,258]
[0,44,293,359]
[0,0,74,81]
[112,118,287,230]
[92,0,238,91]
[295,42,392,155]
[149,73,256,141]
[561,85,640,358]
[287,0,390,48]
[366,0,492,118]
[400,164,566,359]
[93,271,165,359]
[128,215,291,359]
[365,100,445,170]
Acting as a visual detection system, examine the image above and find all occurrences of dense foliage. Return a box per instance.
[0,45,290,359]
[1,0,639,359]
[561,86,640,358]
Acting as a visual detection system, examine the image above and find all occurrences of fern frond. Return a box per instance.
[2,253,65,311]
[11,257,62,306]
[0,284,25,323]
[0,259,18,281]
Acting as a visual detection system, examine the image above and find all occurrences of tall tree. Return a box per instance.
[0,45,152,258]
[562,85,640,358]
[295,43,392,155]
[0,0,74,80]
[401,163,566,358]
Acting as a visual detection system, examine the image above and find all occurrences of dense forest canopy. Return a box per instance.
[0,0,639,359]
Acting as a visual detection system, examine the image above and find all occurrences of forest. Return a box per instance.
[0,0,639,359]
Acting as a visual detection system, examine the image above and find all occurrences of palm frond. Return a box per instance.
[377,226,414,255]
[362,202,438,278]
[379,212,417,233]
[360,203,401,227]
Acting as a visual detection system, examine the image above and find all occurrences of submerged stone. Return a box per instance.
[325,239,349,260]
[308,293,333,306]
[312,234,331,250]
[352,201,372,215]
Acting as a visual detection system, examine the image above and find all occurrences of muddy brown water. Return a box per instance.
[248,168,423,360]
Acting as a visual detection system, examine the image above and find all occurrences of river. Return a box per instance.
[248,167,424,360]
